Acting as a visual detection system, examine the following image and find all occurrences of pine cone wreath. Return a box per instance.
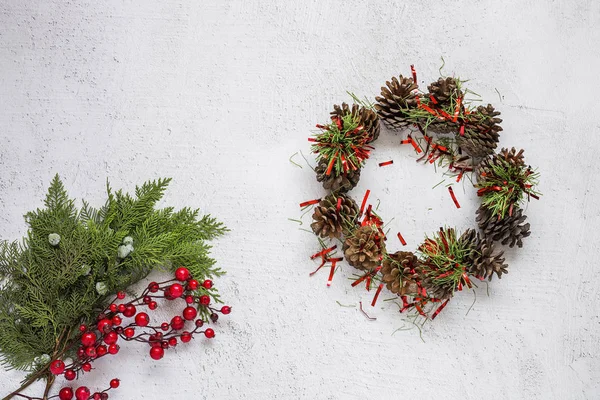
[468,237,508,280]
[427,77,463,106]
[381,251,420,295]
[343,225,386,272]
[310,193,359,239]
[331,103,380,143]
[315,158,361,193]
[476,205,531,248]
[374,75,418,129]
[458,104,502,158]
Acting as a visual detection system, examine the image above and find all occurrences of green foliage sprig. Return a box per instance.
[0,175,227,375]
[478,161,541,218]
[311,113,371,176]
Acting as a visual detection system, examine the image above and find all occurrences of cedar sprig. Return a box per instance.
[311,113,372,176]
[478,160,541,219]
[0,175,227,378]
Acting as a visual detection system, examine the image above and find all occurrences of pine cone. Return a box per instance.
[476,147,525,183]
[381,251,420,295]
[427,77,463,106]
[458,104,502,158]
[331,103,380,143]
[315,158,361,193]
[310,193,359,239]
[468,237,508,280]
[476,205,531,248]
[343,225,386,272]
[422,276,455,300]
[374,75,418,129]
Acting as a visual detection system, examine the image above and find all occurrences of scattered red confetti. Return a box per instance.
[408,135,422,153]
[359,189,370,216]
[378,160,393,167]
[310,245,336,260]
[448,186,461,208]
[336,197,342,213]
[300,199,320,208]
[327,260,337,287]
[456,171,464,183]
[410,64,417,83]
[431,299,450,320]
[371,283,384,306]
[397,232,407,246]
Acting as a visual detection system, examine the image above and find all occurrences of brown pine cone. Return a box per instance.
[476,147,526,183]
[427,77,463,106]
[468,237,508,280]
[310,193,359,239]
[315,158,361,193]
[343,225,386,272]
[476,205,531,248]
[374,75,418,129]
[331,103,380,143]
[381,251,420,295]
[458,104,502,158]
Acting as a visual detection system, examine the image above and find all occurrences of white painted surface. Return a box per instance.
[0,1,599,399]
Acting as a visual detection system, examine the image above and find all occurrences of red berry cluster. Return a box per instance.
[48,267,231,400]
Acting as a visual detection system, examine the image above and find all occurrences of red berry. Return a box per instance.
[143,296,151,304]
[59,387,74,400]
[148,282,159,292]
[183,306,198,321]
[82,362,92,372]
[181,332,192,343]
[97,319,112,333]
[149,346,164,360]
[77,348,86,359]
[108,344,119,355]
[135,312,150,327]
[161,322,169,331]
[195,319,204,328]
[109,304,117,313]
[187,280,199,290]
[210,313,219,322]
[221,306,231,315]
[78,325,87,332]
[199,295,210,306]
[161,340,169,349]
[116,291,126,300]
[96,345,108,357]
[175,267,190,281]
[104,331,118,345]
[123,304,136,318]
[81,332,97,347]
[110,379,120,389]
[93,394,101,400]
[124,327,135,338]
[148,301,158,310]
[168,283,184,298]
[111,315,122,326]
[170,316,185,330]
[202,279,213,289]
[204,328,215,338]
[75,386,90,400]
[64,369,76,381]
[85,346,97,358]
[117,304,126,313]
[168,337,177,347]
[185,295,194,304]
[50,360,65,375]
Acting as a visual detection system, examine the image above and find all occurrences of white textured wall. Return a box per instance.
[1,1,599,399]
